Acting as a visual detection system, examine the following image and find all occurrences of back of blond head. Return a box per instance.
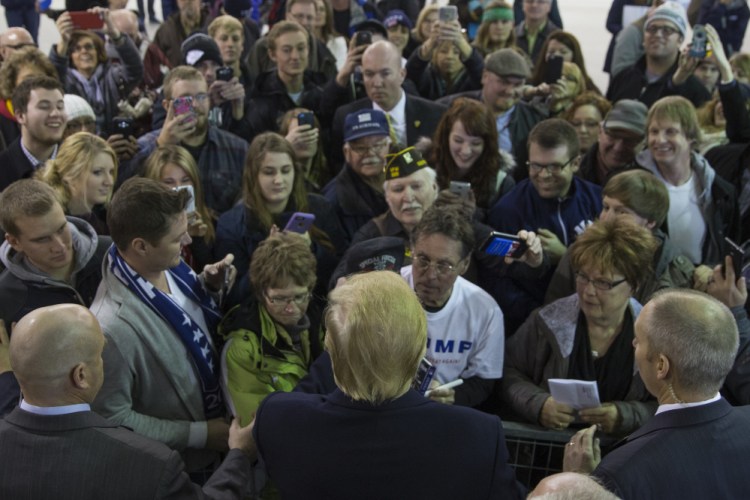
[325,271,426,404]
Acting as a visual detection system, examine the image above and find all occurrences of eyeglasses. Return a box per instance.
[527,155,577,175]
[171,93,209,104]
[645,24,680,37]
[602,128,643,148]
[264,292,311,307]
[575,271,628,291]
[524,0,550,4]
[348,141,390,156]
[413,255,461,277]
[73,43,96,53]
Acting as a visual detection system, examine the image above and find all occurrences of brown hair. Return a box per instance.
[647,95,702,145]
[267,20,308,53]
[0,179,61,236]
[603,170,670,227]
[570,216,658,289]
[67,31,108,65]
[432,97,501,209]
[472,0,516,56]
[11,75,63,115]
[0,46,57,99]
[107,177,189,250]
[250,232,317,301]
[163,65,203,100]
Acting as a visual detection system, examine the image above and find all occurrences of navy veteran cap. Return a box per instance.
[344,109,390,142]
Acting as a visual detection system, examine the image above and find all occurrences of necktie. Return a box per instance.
[385,113,399,144]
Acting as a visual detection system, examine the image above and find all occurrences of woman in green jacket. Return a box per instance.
[220,231,323,425]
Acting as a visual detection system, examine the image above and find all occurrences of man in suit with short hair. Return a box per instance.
[328,40,446,171]
[564,288,750,499]
[0,303,254,499]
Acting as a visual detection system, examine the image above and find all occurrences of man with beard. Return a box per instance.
[607,1,710,108]
[439,48,546,173]
[0,77,66,191]
[323,108,391,240]
[122,66,248,214]
[91,177,238,474]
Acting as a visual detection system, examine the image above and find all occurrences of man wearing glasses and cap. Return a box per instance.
[577,99,648,186]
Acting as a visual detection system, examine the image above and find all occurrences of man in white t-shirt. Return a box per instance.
[402,205,542,408]
[634,95,739,265]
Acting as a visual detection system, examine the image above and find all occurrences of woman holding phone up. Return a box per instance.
[215,133,347,309]
[143,145,216,272]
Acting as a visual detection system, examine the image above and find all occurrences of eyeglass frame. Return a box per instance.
[347,139,391,156]
[526,155,578,175]
[644,24,680,37]
[575,271,628,291]
[264,291,311,307]
[412,254,465,277]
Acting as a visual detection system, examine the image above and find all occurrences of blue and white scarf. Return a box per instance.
[107,246,223,418]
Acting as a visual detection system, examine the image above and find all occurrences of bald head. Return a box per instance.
[637,289,738,398]
[362,40,406,111]
[0,28,35,60]
[10,304,105,406]
[529,472,619,499]
[109,9,141,43]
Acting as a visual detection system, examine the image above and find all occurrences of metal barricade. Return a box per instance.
[502,421,575,490]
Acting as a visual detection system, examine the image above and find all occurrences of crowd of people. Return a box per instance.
[0,0,749,498]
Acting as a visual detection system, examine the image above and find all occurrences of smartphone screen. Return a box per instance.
[481,232,528,259]
[172,96,194,116]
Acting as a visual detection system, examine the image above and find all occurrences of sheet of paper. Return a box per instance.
[548,379,601,410]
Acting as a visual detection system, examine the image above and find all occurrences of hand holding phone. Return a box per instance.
[216,66,233,82]
[172,96,194,116]
[69,11,104,30]
[724,237,745,279]
[297,111,315,128]
[480,231,528,259]
[439,5,458,22]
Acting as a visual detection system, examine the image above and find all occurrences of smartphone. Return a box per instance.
[175,185,196,213]
[69,11,104,30]
[354,30,372,47]
[216,66,233,82]
[543,55,564,84]
[439,5,458,22]
[284,212,316,233]
[480,231,528,259]
[111,116,134,138]
[297,111,315,128]
[689,24,708,59]
[724,237,745,279]
[412,357,436,395]
[449,181,471,199]
[172,96,194,116]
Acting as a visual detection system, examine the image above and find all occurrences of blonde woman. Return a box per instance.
[36,132,117,235]
[143,144,216,271]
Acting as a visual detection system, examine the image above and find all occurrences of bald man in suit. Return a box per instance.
[0,304,254,500]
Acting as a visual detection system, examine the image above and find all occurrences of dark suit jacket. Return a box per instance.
[593,399,750,500]
[254,388,524,500]
[329,95,447,171]
[0,408,251,500]
[0,137,35,191]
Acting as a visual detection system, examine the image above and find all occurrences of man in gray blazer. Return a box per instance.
[90,178,237,473]
[0,303,254,500]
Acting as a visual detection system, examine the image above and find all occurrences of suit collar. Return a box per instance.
[324,388,431,412]
[5,407,118,432]
[627,398,733,442]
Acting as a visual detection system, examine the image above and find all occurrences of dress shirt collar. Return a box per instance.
[655,393,721,415]
[20,399,91,416]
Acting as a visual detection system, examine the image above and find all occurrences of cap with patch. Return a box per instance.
[344,109,390,142]
[384,10,413,30]
[385,145,428,180]
[329,236,406,289]
[63,94,95,121]
[181,33,222,67]
[484,48,530,79]
[645,1,688,39]
[603,99,648,136]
